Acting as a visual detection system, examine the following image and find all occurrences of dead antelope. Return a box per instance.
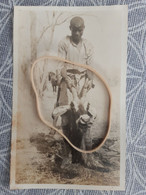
[52,75,96,164]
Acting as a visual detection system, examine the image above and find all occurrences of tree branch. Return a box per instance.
[37,24,53,44]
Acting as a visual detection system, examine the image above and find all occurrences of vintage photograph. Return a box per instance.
[11,6,127,190]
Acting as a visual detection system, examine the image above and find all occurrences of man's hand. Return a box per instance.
[61,66,67,79]
[87,79,93,91]
[86,69,93,80]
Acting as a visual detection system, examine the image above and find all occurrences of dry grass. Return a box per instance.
[16,132,120,186]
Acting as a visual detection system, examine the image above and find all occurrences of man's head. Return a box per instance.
[70,17,85,44]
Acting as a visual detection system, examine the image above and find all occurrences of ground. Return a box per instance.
[15,81,120,186]
[16,132,120,186]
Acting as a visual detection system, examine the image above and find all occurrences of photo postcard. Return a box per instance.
[10,5,128,190]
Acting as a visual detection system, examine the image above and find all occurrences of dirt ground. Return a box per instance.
[16,132,120,186]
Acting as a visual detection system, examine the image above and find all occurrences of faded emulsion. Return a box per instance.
[11,6,127,190]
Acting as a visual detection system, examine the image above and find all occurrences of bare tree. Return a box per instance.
[31,11,77,97]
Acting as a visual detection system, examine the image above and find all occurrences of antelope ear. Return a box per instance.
[52,105,70,118]
[81,101,89,111]
[70,101,78,111]
[88,107,97,119]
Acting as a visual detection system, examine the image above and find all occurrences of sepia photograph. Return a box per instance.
[11,6,127,190]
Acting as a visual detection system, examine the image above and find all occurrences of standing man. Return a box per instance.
[56,16,94,163]
[57,16,94,107]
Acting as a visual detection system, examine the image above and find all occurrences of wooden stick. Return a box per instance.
[30,56,112,154]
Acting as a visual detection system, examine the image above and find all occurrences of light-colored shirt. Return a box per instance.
[58,36,93,72]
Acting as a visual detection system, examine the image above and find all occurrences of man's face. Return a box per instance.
[70,25,84,44]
